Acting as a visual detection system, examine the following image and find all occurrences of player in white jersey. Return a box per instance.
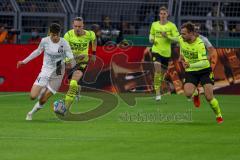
[17,23,74,120]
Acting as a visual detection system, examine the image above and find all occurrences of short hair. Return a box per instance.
[49,23,61,34]
[159,6,168,12]
[73,17,84,22]
[181,22,195,33]
[91,24,100,32]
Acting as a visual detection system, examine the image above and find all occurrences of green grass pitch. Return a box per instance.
[0,92,240,160]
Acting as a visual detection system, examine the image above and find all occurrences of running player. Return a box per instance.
[63,17,97,109]
[149,6,179,101]
[179,22,223,123]
[192,25,218,107]
[17,23,74,120]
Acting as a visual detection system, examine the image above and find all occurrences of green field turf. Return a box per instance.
[0,92,240,160]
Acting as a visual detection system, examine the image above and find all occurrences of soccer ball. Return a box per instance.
[53,100,67,116]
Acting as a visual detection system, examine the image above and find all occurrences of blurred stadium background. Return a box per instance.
[1,0,240,94]
[0,0,239,46]
[1,1,240,159]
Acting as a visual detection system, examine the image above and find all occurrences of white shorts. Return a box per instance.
[33,69,65,94]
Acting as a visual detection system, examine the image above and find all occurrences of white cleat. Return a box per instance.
[155,95,161,101]
[26,112,32,121]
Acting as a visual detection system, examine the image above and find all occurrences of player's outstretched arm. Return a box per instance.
[208,47,218,71]
[18,39,44,68]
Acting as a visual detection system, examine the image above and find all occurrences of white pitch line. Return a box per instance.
[0,136,100,141]
[0,93,28,98]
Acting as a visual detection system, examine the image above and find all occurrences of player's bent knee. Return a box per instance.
[205,94,213,102]
[154,62,161,70]
[72,70,83,80]
[29,94,37,100]
[185,91,193,98]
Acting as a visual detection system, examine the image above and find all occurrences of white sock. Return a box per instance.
[28,102,43,115]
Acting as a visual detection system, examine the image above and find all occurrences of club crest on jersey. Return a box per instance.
[58,45,64,53]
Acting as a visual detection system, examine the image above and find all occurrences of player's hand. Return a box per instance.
[75,54,85,61]
[65,63,72,70]
[161,32,167,38]
[17,61,25,68]
[182,61,190,68]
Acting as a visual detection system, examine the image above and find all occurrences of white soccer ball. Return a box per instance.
[53,100,67,116]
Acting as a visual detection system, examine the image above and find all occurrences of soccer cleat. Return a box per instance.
[216,116,223,124]
[26,112,32,121]
[192,89,200,108]
[155,95,161,101]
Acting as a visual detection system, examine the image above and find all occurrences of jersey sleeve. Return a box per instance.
[89,31,96,41]
[149,23,155,41]
[23,39,44,64]
[168,23,179,42]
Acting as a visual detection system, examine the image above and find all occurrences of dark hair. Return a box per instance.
[181,22,195,33]
[73,17,83,22]
[91,24,100,32]
[159,6,168,12]
[49,23,61,34]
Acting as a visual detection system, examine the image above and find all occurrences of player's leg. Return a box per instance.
[152,53,169,101]
[184,83,196,101]
[26,85,45,120]
[26,88,55,120]
[154,61,162,100]
[192,87,201,108]
[26,76,47,120]
[26,73,61,120]
[201,70,223,123]
[39,89,53,105]
[29,84,44,100]
[203,84,223,123]
[184,71,198,102]
[65,70,83,109]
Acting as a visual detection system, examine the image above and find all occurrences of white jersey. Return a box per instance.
[23,36,74,77]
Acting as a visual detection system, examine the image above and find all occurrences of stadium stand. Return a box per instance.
[0,0,16,30]
[0,0,239,47]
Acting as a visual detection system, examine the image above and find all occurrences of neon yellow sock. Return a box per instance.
[65,80,78,108]
[192,89,198,97]
[210,98,222,117]
[154,73,161,95]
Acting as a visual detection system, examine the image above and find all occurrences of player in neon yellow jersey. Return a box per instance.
[191,24,219,108]
[179,22,223,123]
[149,6,179,101]
[64,17,97,109]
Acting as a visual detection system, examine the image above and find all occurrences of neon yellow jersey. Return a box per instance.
[149,21,179,58]
[179,36,210,72]
[64,29,95,55]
